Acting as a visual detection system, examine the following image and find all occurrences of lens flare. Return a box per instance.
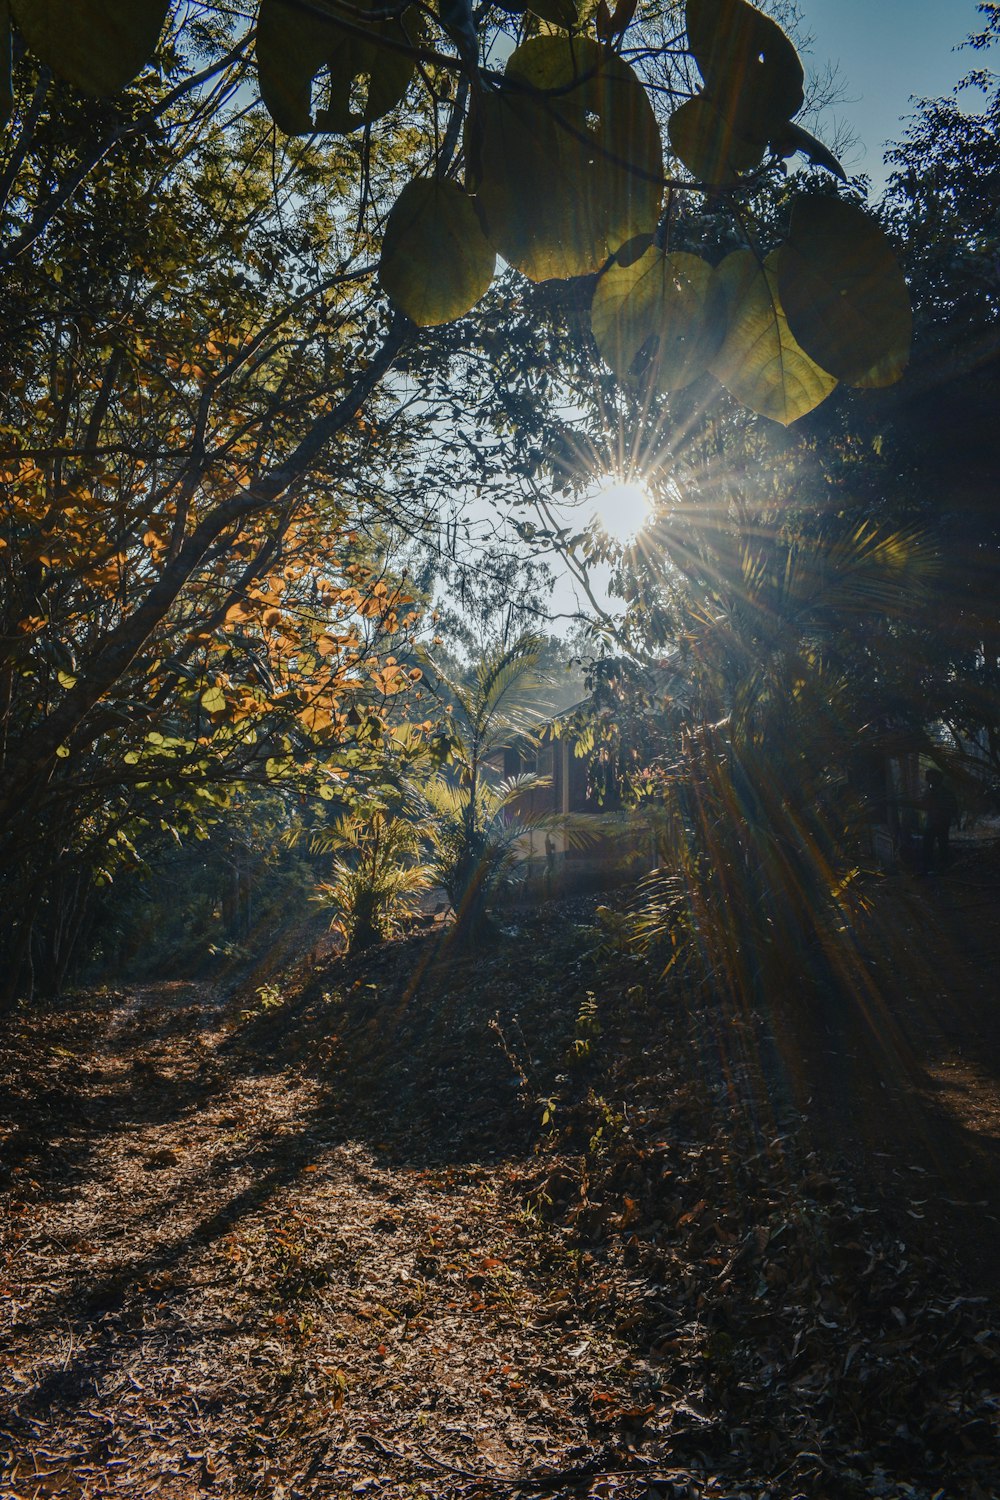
[586,476,651,543]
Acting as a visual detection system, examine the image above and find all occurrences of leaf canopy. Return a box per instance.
[379,179,496,327]
[474,36,663,282]
[709,249,837,425]
[0,0,912,428]
[670,0,804,185]
[592,242,721,391]
[777,196,913,387]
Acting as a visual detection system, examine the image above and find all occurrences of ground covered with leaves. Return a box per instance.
[2,856,1000,1499]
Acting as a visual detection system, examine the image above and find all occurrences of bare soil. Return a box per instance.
[1,859,999,1500]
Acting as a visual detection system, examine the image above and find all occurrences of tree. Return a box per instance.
[0,17,431,996]
[869,71,1000,769]
[0,0,926,996]
[651,501,931,1001]
[420,631,555,936]
[527,28,1000,1007]
[726,50,1000,784]
[313,805,435,953]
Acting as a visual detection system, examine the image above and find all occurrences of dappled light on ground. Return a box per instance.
[2,871,1000,1498]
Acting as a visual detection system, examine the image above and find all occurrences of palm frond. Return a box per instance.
[798,524,935,622]
[472,632,547,734]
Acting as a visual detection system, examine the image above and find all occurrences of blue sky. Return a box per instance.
[801,0,987,192]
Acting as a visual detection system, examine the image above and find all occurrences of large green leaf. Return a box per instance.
[686,0,803,133]
[256,0,421,135]
[709,248,836,425]
[777,196,912,387]
[592,241,721,390]
[11,0,168,94]
[379,179,497,326]
[668,93,766,184]
[474,36,663,282]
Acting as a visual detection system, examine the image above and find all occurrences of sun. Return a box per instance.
[586,476,652,544]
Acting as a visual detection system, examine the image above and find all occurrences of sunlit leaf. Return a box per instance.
[709,248,836,424]
[201,685,226,714]
[777,196,912,387]
[475,36,663,282]
[851,348,909,391]
[379,179,496,326]
[686,0,803,131]
[11,0,168,94]
[256,0,421,135]
[592,241,721,390]
[668,93,766,184]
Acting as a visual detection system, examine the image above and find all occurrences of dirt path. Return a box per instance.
[0,981,683,1499]
[2,889,1000,1500]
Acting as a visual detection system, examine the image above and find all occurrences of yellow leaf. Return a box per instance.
[379,179,496,327]
[299,705,332,733]
[475,36,662,282]
[592,242,721,390]
[201,685,226,714]
[668,93,766,185]
[709,248,836,425]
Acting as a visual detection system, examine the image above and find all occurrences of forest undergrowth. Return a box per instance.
[2,859,999,1500]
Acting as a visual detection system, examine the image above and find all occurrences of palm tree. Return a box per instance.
[631,504,935,1007]
[313,808,435,954]
[419,632,558,937]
